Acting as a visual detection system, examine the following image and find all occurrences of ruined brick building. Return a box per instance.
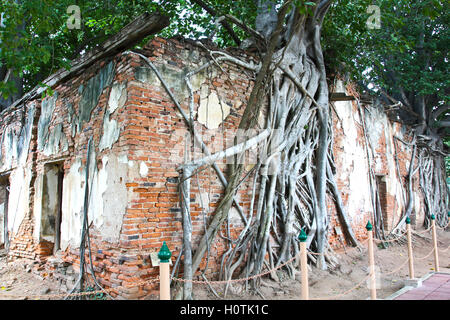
[0,31,428,299]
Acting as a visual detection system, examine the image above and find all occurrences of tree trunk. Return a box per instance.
[175,0,360,299]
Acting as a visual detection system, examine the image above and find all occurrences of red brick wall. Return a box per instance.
[28,37,256,298]
[0,100,41,259]
[112,38,257,294]
[0,37,426,299]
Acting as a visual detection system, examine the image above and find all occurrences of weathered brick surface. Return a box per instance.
[0,37,425,299]
[327,82,422,249]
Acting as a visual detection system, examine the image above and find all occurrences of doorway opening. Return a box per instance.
[41,163,64,255]
[0,174,10,251]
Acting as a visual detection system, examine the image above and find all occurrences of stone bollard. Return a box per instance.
[406,217,415,279]
[158,241,172,300]
[366,221,376,300]
[431,215,440,272]
[298,229,309,300]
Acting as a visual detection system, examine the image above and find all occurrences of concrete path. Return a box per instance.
[392,273,450,300]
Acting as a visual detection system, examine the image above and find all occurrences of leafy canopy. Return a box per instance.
[0,0,164,97]
[323,0,448,130]
[0,0,448,136]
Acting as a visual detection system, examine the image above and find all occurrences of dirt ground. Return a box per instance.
[0,226,449,300]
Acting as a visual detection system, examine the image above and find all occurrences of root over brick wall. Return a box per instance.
[0,37,423,299]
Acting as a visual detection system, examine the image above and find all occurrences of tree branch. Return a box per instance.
[223,14,265,42]
[435,120,450,128]
[2,68,12,83]
[378,88,425,121]
[316,0,333,23]
[178,128,270,171]
[189,0,242,46]
[432,105,449,121]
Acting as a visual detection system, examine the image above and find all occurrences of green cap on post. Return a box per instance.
[158,241,172,263]
[405,217,411,224]
[366,220,373,231]
[298,229,307,242]
[447,211,450,218]
[431,214,435,220]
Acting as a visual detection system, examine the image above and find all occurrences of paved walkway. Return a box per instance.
[393,273,450,300]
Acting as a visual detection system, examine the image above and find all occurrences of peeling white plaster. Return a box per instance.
[32,174,43,241]
[60,159,84,249]
[108,81,127,114]
[197,91,230,129]
[332,80,415,228]
[42,123,69,156]
[77,61,115,133]
[89,156,109,232]
[37,94,58,152]
[197,192,210,211]
[0,105,35,171]
[1,125,18,169]
[229,207,242,223]
[97,155,128,243]
[333,81,373,222]
[60,153,128,249]
[98,116,120,152]
[98,82,127,152]
[135,58,215,103]
[139,162,148,177]
[118,154,128,164]
[8,165,32,236]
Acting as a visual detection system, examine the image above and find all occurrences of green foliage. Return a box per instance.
[158,0,259,47]
[323,0,449,109]
[0,0,163,96]
[322,0,373,76]
[0,0,264,98]
[0,0,273,99]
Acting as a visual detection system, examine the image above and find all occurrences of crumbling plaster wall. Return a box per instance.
[34,60,129,251]
[0,102,36,253]
[331,81,373,226]
[0,36,427,299]
[122,38,255,242]
[0,57,133,259]
[59,153,128,249]
[363,97,424,229]
[43,38,258,298]
[328,80,424,247]
[0,104,35,171]
[7,165,33,237]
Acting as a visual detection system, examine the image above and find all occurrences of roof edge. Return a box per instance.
[5,11,169,113]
